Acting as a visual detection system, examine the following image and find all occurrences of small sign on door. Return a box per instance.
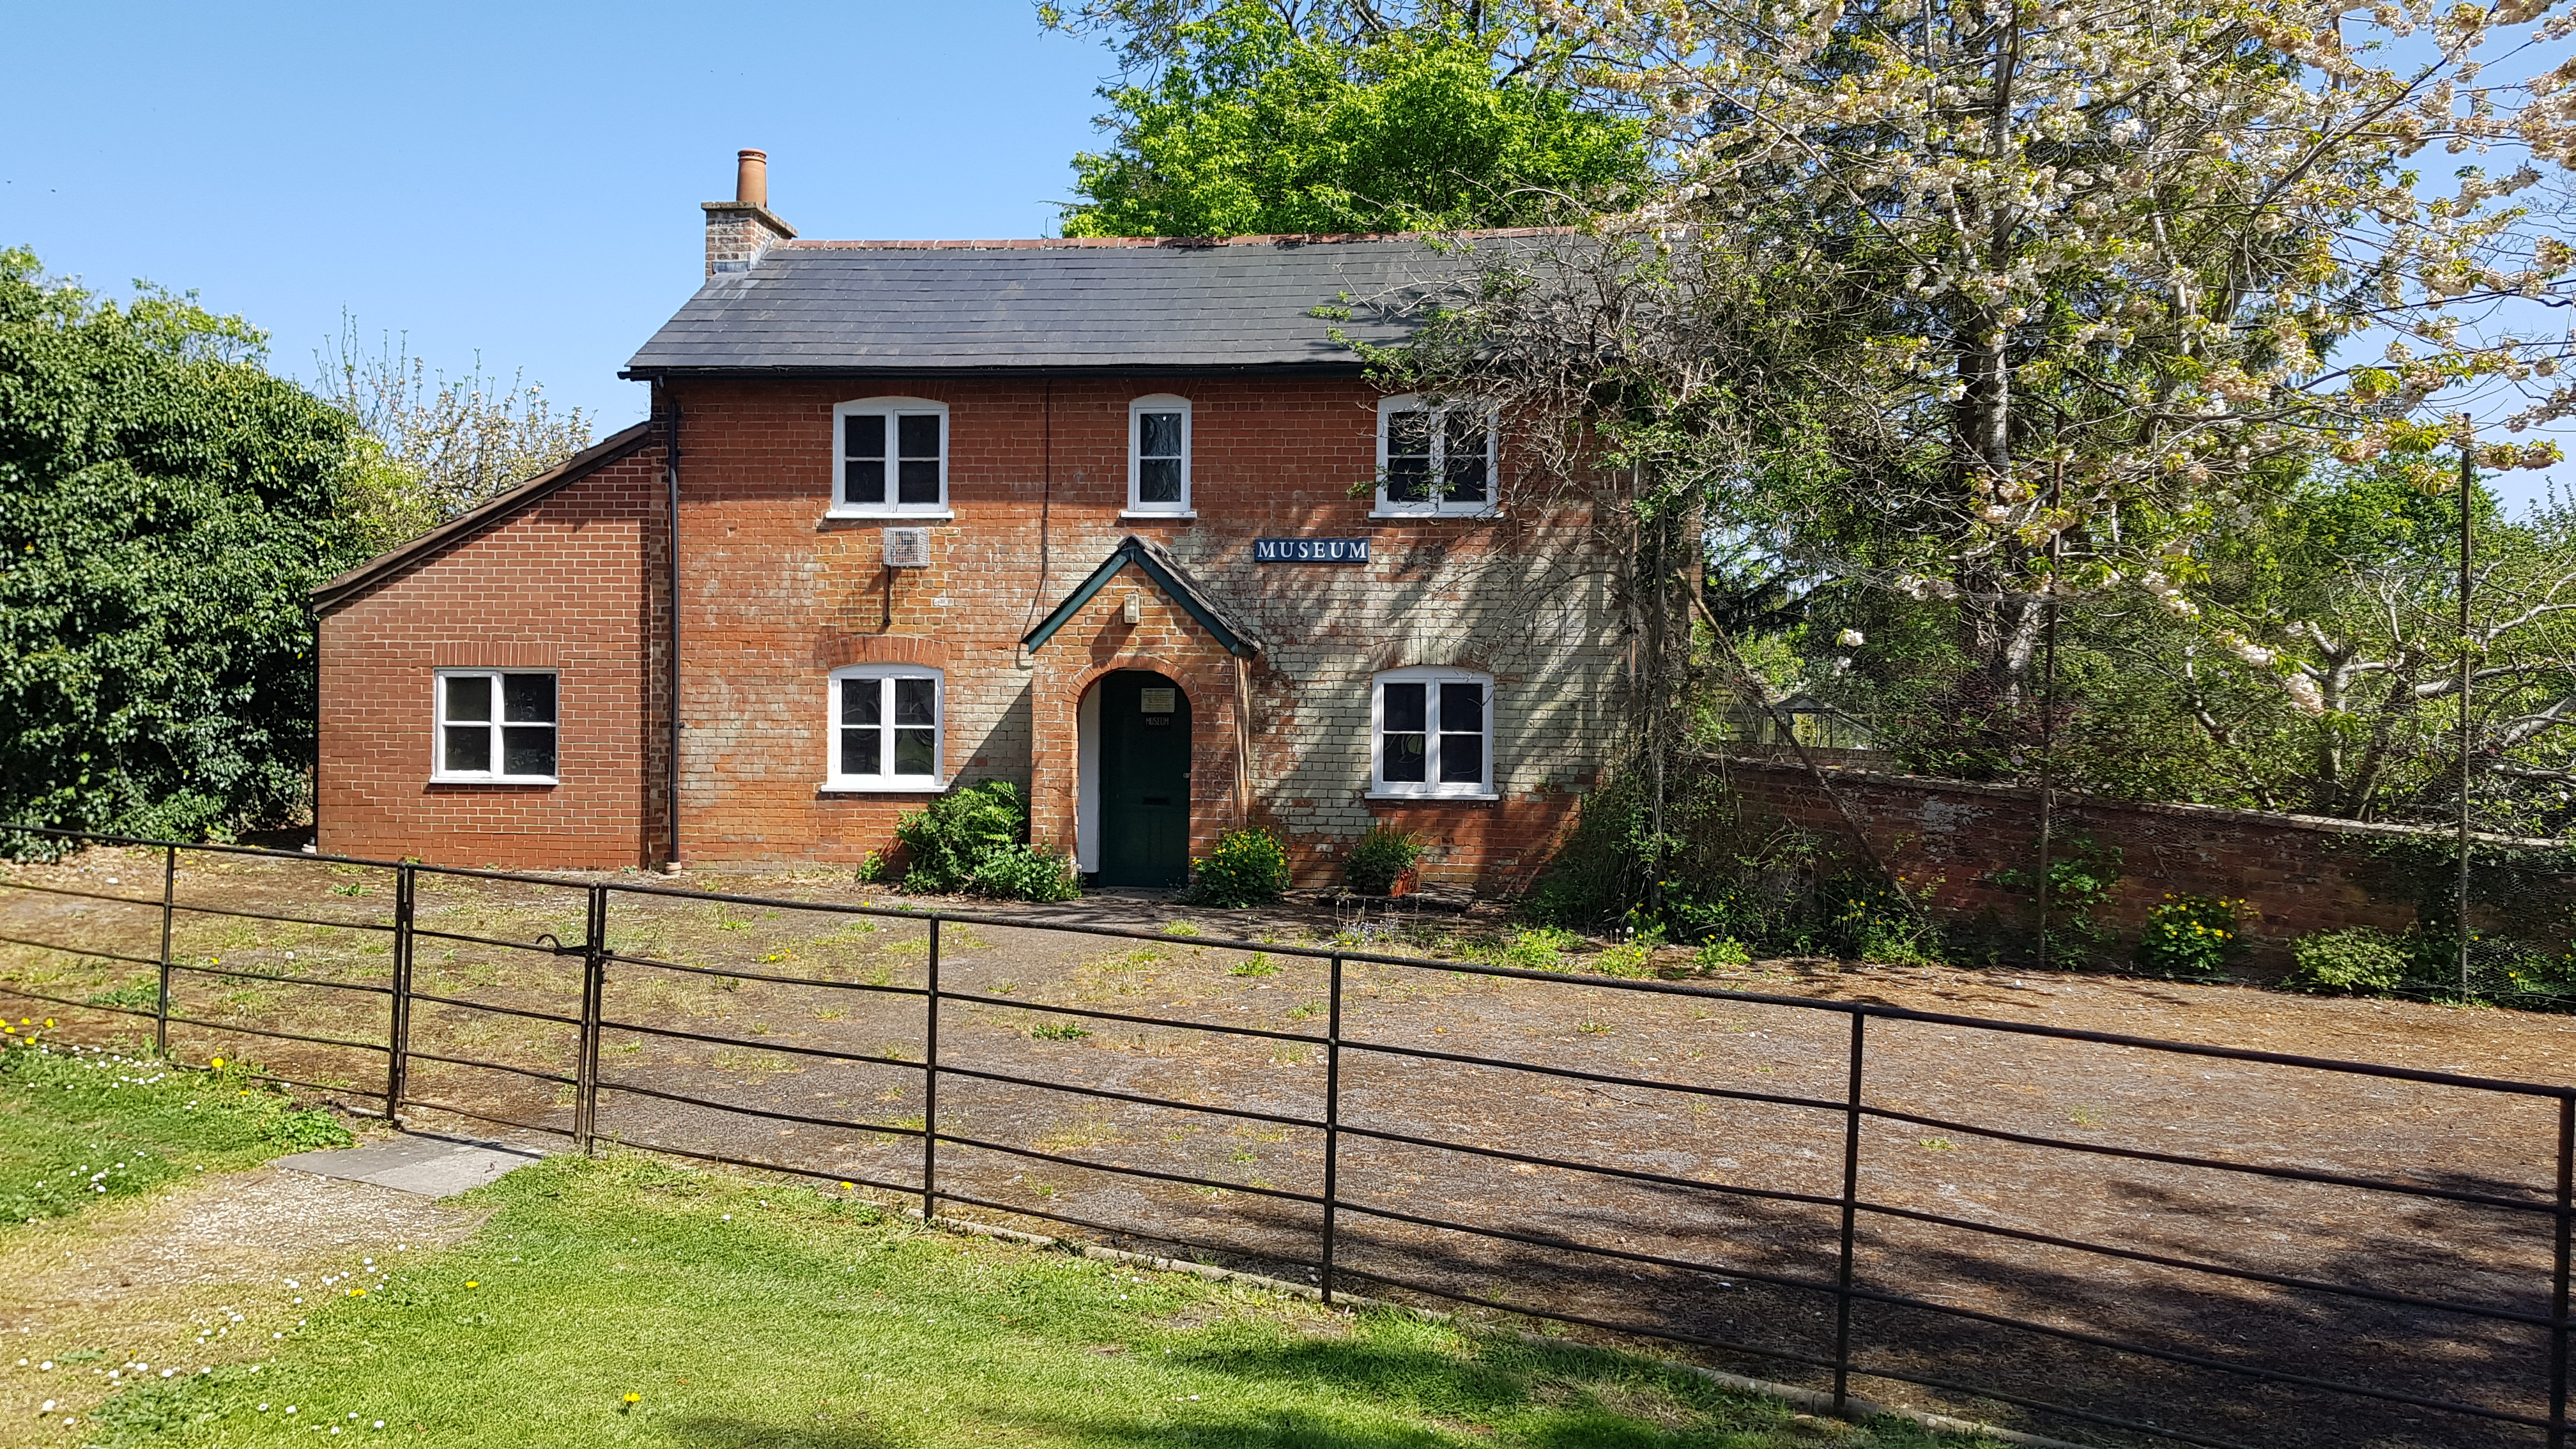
[1139,687,1177,714]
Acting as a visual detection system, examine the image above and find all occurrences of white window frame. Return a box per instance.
[823,664,947,792]
[431,670,560,785]
[829,397,952,519]
[1123,394,1194,518]
[1368,667,1497,799]
[1373,394,1499,518]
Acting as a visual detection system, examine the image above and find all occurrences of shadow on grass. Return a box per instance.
[660,1416,899,1448]
[660,1334,1873,1449]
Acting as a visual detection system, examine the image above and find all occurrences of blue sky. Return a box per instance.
[2,1,2566,512]
[0,0,1111,434]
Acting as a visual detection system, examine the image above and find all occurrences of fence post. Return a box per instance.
[1833,1010,1866,1417]
[155,844,176,1057]
[575,884,607,1154]
[2550,1094,2571,1449]
[386,864,414,1124]
[1322,952,1344,1306]
[921,916,940,1223]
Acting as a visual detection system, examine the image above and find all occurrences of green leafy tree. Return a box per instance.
[0,250,369,843]
[1054,1,1649,236]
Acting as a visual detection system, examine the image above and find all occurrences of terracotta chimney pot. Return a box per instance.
[702,149,795,279]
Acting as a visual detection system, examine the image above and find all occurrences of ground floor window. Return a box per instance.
[434,670,557,782]
[829,666,943,790]
[1372,668,1493,797]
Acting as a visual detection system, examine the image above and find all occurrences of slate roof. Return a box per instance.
[624,231,1561,375]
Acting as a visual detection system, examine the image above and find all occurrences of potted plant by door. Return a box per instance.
[1345,825,1423,897]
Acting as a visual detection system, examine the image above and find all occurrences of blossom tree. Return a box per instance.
[1406,0,2576,716]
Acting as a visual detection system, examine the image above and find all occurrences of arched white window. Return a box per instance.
[1126,394,1192,517]
[831,397,949,518]
[1370,668,1496,798]
[825,665,945,791]
[1374,394,1498,518]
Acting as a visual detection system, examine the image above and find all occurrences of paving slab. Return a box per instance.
[270,1133,544,1199]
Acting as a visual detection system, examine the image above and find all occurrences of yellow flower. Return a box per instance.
[464,1282,479,1289]
[211,1057,225,1069]
[623,1394,641,1404]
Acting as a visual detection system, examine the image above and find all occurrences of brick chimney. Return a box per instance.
[703,150,797,278]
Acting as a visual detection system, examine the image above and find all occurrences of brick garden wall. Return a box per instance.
[1713,755,2574,974]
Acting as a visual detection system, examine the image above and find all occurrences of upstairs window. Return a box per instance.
[1127,395,1192,516]
[832,398,948,517]
[434,671,557,783]
[1371,668,1494,798]
[827,666,944,790]
[1376,395,1495,517]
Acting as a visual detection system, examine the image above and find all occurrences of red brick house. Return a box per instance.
[312,154,1620,889]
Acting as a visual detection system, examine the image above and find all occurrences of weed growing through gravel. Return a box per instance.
[1227,955,1278,977]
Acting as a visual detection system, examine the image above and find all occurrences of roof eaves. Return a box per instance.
[618,360,1372,381]
[309,421,657,612]
[1021,536,1262,658]
[779,227,1575,252]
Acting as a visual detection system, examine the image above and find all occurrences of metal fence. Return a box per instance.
[0,824,2569,1449]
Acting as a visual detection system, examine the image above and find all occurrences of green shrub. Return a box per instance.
[2135,894,2244,976]
[894,781,1036,894]
[1694,937,1752,970]
[1496,926,1579,971]
[1591,938,1657,977]
[852,850,888,885]
[1989,835,2123,966]
[2284,927,2411,995]
[1192,827,1291,907]
[1344,825,1423,894]
[969,843,1082,903]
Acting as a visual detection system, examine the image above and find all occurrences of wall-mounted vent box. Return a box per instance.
[882,528,931,568]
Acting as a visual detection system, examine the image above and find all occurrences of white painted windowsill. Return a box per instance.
[824,510,954,523]
[818,779,947,794]
[1365,790,1501,803]
[1368,509,1502,521]
[1119,510,1197,521]
[428,776,558,786]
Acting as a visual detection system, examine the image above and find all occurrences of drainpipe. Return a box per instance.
[1233,653,1255,831]
[663,397,684,872]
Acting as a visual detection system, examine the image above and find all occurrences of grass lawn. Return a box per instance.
[0,1032,349,1225]
[4,1033,2005,1449]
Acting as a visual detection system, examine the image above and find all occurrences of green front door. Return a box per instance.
[1098,670,1191,887]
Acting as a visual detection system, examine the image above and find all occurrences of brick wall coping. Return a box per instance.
[310,422,657,613]
[1708,754,2572,854]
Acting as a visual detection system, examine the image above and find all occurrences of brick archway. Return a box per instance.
[1029,636,1242,870]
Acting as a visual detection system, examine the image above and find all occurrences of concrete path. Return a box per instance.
[270,1133,544,1199]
